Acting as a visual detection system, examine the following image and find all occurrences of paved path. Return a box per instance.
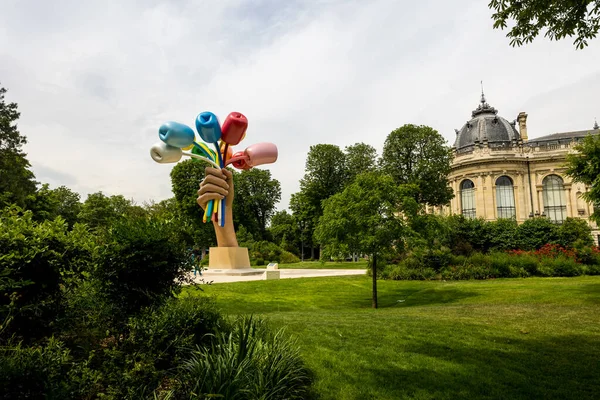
[190,268,367,284]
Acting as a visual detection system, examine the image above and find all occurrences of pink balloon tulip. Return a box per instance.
[245,142,278,167]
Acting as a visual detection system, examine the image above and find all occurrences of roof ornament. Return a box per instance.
[594,118,599,130]
[472,81,498,117]
[480,80,486,104]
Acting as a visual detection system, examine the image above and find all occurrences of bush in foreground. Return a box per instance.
[166,316,313,400]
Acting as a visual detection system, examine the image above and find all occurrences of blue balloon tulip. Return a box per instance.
[158,121,195,148]
[195,111,222,143]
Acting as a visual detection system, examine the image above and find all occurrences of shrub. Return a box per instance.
[93,216,192,325]
[0,337,72,399]
[280,251,300,264]
[168,316,313,400]
[516,217,560,250]
[0,208,94,343]
[440,263,496,280]
[487,219,518,251]
[543,256,583,277]
[82,296,225,399]
[557,217,594,248]
[382,264,437,280]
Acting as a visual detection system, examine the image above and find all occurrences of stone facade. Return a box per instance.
[428,95,600,245]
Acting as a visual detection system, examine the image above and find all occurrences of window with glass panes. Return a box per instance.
[496,176,516,219]
[543,175,567,223]
[460,179,476,219]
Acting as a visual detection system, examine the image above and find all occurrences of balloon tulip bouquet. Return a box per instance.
[150,111,278,227]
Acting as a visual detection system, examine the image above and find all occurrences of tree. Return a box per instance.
[0,85,37,208]
[300,144,347,198]
[51,186,81,227]
[489,0,600,49]
[170,159,216,248]
[292,144,348,257]
[380,124,453,206]
[289,190,318,260]
[78,192,145,230]
[344,143,378,184]
[27,185,82,226]
[315,172,409,308]
[566,134,600,224]
[269,210,301,255]
[233,168,281,240]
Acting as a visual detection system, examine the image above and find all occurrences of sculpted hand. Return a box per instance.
[197,167,238,247]
[197,167,234,209]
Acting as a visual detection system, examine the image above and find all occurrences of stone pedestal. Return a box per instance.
[207,247,262,276]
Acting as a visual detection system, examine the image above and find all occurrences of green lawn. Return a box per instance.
[183,276,600,400]
[254,260,368,269]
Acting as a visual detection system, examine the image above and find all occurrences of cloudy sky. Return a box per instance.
[1,0,599,210]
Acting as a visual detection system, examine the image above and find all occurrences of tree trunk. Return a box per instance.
[310,246,315,260]
[372,253,378,309]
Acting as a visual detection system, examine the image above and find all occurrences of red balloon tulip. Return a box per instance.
[221,112,248,146]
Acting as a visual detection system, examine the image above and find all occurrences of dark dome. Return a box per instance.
[453,94,521,154]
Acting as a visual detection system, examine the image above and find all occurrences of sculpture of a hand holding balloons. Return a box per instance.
[150,111,278,243]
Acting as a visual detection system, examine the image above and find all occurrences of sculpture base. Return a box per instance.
[207,247,262,276]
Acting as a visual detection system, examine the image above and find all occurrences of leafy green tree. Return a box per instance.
[344,143,377,184]
[233,168,281,240]
[380,124,453,206]
[269,210,301,255]
[51,186,81,227]
[0,85,37,208]
[489,0,600,49]
[25,184,81,226]
[300,144,347,199]
[78,192,145,230]
[292,144,348,257]
[289,190,318,259]
[170,159,216,248]
[315,172,409,308]
[566,134,600,224]
[25,184,59,222]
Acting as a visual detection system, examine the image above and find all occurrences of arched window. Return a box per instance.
[543,175,567,223]
[496,176,516,219]
[460,179,476,219]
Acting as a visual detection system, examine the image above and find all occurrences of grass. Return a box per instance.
[183,275,600,400]
[255,260,368,269]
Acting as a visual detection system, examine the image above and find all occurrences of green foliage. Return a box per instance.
[169,160,216,248]
[87,296,224,399]
[516,217,560,250]
[380,124,453,206]
[0,208,94,342]
[291,144,348,256]
[487,218,519,251]
[567,133,600,223]
[280,251,300,264]
[344,142,378,184]
[233,168,281,240]
[0,85,37,209]
[168,316,313,400]
[93,216,192,324]
[0,337,72,399]
[269,210,300,255]
[489,0,600,49]
[316,172,408,258]
[78,192,144,231]
[557,217,594,247]
[383,246,599,281]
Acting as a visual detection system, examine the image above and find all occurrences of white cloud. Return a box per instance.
[1,0,599,210]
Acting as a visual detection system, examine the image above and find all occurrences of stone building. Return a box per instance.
[431,93,599,245]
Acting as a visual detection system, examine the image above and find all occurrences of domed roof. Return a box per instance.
[453,93,521,154]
